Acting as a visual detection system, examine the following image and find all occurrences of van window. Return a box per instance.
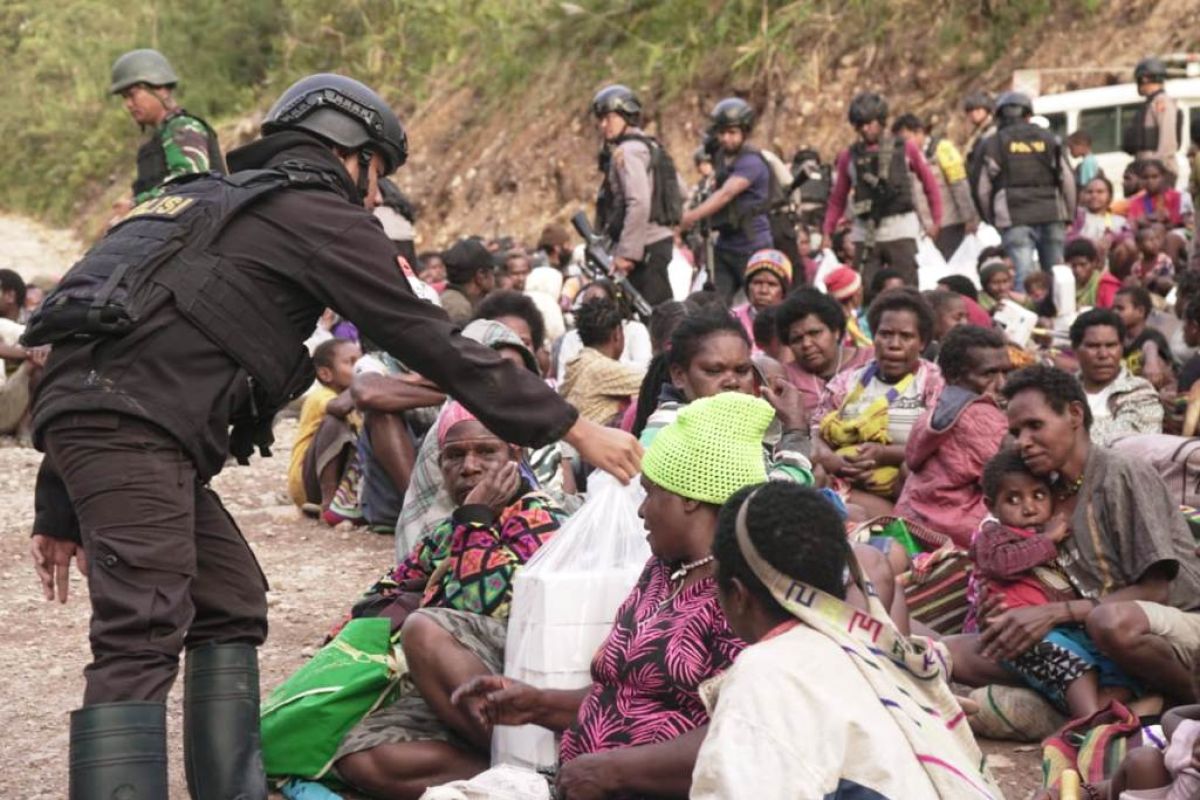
[1190,106,1200,147]
[1077,104,1141,153]
[1044,112,1067,140]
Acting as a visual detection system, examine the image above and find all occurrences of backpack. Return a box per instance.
[621,133,685,227]
[1110,434,1200,509]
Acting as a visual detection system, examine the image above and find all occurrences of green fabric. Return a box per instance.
[877,518,922,556]
[261,618,401,781]
[642,392,772,504]
[1077,270,1100,308]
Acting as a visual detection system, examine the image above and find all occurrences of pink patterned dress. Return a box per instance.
[558,558,744,786]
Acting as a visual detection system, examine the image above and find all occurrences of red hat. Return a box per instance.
[824,267,862,301]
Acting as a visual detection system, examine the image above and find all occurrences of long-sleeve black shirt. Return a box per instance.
[33,132,578,539]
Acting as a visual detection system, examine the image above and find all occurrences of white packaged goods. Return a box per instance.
[492,472,650,771]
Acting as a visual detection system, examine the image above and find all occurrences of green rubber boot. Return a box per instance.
[69,701,169,800]
[183,643,268,800]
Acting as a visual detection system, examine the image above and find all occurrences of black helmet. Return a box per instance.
[711,97,755,131]
[848,92,888,126]
[994,91,1033,118]
[1134,57,1168,84]
[263,74,408,174]
[591,85,642,122]
[692,145,711,166]
[962,90,993,113]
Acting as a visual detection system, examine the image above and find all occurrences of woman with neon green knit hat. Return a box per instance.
[450,392,774,799]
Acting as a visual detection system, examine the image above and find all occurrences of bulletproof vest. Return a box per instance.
[993,123,1061,226]
[1122,90,1184,156]
[711,144,780,236]
[796,162,831,205]
[132,109,226,199]
[849,136,913,221]
[596,133,683,244]
[25,165,340,412]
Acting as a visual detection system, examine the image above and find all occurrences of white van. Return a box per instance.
[1032,77,1200,193]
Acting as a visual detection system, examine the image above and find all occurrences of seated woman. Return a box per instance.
[1126,159,1194,266]
[1067,175,1132,253]
[365,392,773,800]
[776,288,873,412]
[631,309,813,485]
[330,402,569,795]
[893,325,1011,548]
[693,480,1001,800]
[812,288,945,517]
[731,248,791,353]
[555,279,653,384]
[1070,308,1163,447]
[395,320,576,556]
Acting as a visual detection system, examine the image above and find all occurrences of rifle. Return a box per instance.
[570,211,654,320]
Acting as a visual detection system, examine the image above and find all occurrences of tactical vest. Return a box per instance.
[849,136,913,221]
[711,144,782,236]
[1122,90,1184,156]
[992,123,1060,226]
[25,165,341,413]
[596,133,683,244]
[132,109,226,199]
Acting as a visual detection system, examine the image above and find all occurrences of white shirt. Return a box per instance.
[0,318,24,388]
[1086,380,1118,424]
[691,624,941,800]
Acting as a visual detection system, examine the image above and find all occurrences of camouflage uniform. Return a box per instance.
[133,108,224,202]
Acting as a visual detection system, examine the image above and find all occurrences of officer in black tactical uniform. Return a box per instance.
[27,74,642,800]
[591,84,681,306]
[109,49,225,208]
[973,91,1076,290]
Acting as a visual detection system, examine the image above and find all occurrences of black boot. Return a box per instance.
[69,701,169,800]
[183,643,268,800]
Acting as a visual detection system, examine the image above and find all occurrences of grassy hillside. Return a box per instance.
[0,0,1157,242]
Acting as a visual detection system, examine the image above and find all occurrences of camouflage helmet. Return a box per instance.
[591,85,642,123]
[262,73,409,174]
[110,49,179,94]
[711,97,755,131]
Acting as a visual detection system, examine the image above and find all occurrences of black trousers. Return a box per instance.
[860,237,919,289]
[934,223,968,261]
[714,247,753,302]
[626,236,675,308]
[44,412,268,705]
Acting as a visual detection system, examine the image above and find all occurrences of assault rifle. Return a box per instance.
[570,211,654,320]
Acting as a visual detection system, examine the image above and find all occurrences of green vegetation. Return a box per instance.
[0,0,1093,225]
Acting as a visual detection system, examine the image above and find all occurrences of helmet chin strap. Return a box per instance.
[356,149,374,205]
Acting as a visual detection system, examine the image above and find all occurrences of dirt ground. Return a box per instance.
[0,417,1044,799]
[0,213,1044,796]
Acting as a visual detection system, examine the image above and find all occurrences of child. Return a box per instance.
[287,338,362,519]
[1103,652,1200,800]
[1024,271,1056,317]
[1134,224,1176,287]
[1067,130,1101,188]
[978,256,1029,312]
[823,265,872,347]
[970,449,1141,719]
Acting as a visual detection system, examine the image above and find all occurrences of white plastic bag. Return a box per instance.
[916,235,951,291]
[945,235,984,288]
[492,471,650,771]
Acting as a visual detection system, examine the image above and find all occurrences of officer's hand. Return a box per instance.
[612,256,634,277]
[563,418,643,484]
[31,534,88,604]
[925,224,940,241]
[965,220,980,235]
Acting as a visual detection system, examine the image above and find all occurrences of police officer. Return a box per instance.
[110,49,225,207]
[823,92,943,287]
[591,84,677,306]
[28,74,642,800]
[1124,57,1182,184]
[974,91,1076,288]
[680,97,774,300]
[790,147,832,230]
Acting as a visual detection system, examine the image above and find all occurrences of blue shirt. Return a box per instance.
[716,150,774,254]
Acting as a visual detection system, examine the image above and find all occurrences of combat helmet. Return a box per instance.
[848,92,889,127]
[110,49,179,94]
[711,97,755,131]
[591,85,642,123]
[262,74,408,174]
[1135,57,1169,84]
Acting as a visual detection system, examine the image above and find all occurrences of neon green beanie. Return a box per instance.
[642,392,772,505]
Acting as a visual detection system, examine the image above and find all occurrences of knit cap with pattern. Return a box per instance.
[642,392,772,505]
